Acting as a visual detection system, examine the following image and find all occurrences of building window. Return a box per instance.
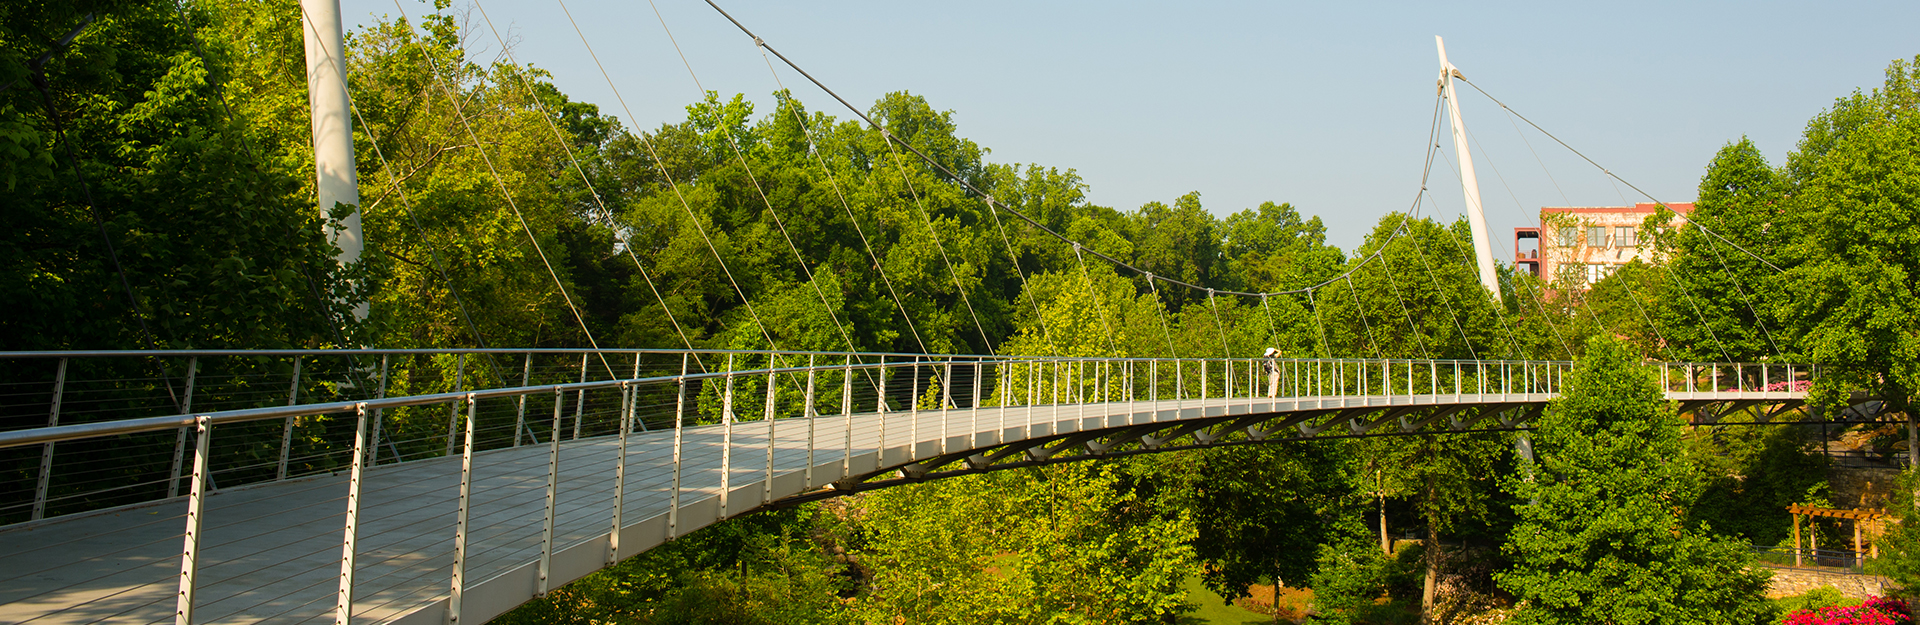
[1617,226,1638,247]
[1556,263,1583,283]
[1558,226,1577,248]
[1586,263,1617,284]
[1587,226,1608,247]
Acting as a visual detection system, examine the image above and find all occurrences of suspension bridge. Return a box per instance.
[0,0,1841,623]
[0,349,1810,624]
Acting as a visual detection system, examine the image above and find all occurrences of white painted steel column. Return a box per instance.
[303,0,363,315]
[1436,36,1501,300]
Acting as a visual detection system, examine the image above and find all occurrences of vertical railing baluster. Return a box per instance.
[841,356,853,476]
[805,356,817,489]
[175,415,213,625]
[449,395,476,625]
[969,358,980,452]
[332,403,368,625]
[514,353,532,446]
[445,354,466,456]
[572,354,588,440]
[278,356,301,481]
[539,389,562,596]
[669,355,688,540]
[910,356,921,461]
[32,358,67,521]
[168,357,200,499]
[877,356,888,461]
[763,359,777,504]
[370,355,390,465]
[610,382,631,564]
[942,360,953,455]
[721,355,735,519]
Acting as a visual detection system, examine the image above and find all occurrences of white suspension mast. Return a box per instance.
[1436,36,1502,301]
[303,0,365,319]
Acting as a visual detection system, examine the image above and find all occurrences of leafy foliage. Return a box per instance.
[1499,336,1773,624]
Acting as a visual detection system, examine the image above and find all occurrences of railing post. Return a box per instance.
[449,395,477,625]
[175,414,213,625]
[332,403,369,625]
[168,356,199,499]
[669,355,688,539]
[842,356,854,476]
[514,353,533,446]
[942,360,953,455]
[32,357,67,521]
[572,353,588,440]
[763,361,777,504]
[539,388,562,596]
[910,356,922,461]
[278,356,302,481]
[610,382,631,564]
[805,356,818,488]
[445,354,466,456]
[721,355,735,519]
[369,355,390,464]
[969,358,981,451]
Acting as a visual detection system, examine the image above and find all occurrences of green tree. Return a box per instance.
[1771,55,1920,416]
[1499,336,1771,624]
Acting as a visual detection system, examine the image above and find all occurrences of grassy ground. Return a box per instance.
[1178,577,1283,625]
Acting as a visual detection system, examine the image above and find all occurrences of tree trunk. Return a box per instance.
[1422,523,1438,623]
[1421,476,1437,623]
[1380,494,1391,555]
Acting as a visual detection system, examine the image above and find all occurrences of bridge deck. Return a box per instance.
[0,389,1786,624]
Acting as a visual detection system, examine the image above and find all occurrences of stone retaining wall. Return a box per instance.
[1766,566,1891,599]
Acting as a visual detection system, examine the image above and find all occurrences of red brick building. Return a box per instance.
[1513,202,1692,287]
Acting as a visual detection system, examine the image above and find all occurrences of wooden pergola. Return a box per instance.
[1788,504,1892,566]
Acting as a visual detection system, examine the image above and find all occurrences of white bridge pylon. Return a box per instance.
[0,351,1808,624]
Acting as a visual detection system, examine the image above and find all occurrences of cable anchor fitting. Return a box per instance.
[753,37,764,48]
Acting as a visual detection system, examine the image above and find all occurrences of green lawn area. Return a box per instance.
[1179,576,1278,625]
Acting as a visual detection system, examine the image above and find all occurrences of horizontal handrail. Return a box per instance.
[0,355,1805,451]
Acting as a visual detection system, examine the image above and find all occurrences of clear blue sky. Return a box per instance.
[340,0,1918,255]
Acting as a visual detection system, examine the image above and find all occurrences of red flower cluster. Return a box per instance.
[1782,596,1913,625]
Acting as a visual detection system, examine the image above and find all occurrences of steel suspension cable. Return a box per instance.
[987,200,1061,357]
[1072,244,1122,355]
[1344,275,1385,359]
[634,0,887,357]
[637,0,929,354]
[469,0,709,369]
[700,0,1415,302]
[544,0,782,353]
[1459,77,1784,273]
[875,135,996,353]
[385,0,617,379]
[1204,289,1233,359]
[1375,252,1433,359]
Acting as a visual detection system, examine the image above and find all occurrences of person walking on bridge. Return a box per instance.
[1264,347,1282,398]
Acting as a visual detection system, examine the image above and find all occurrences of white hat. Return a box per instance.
[1263,347,1279,357]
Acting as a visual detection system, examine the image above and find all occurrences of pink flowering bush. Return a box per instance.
[1781,596,1913,625]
